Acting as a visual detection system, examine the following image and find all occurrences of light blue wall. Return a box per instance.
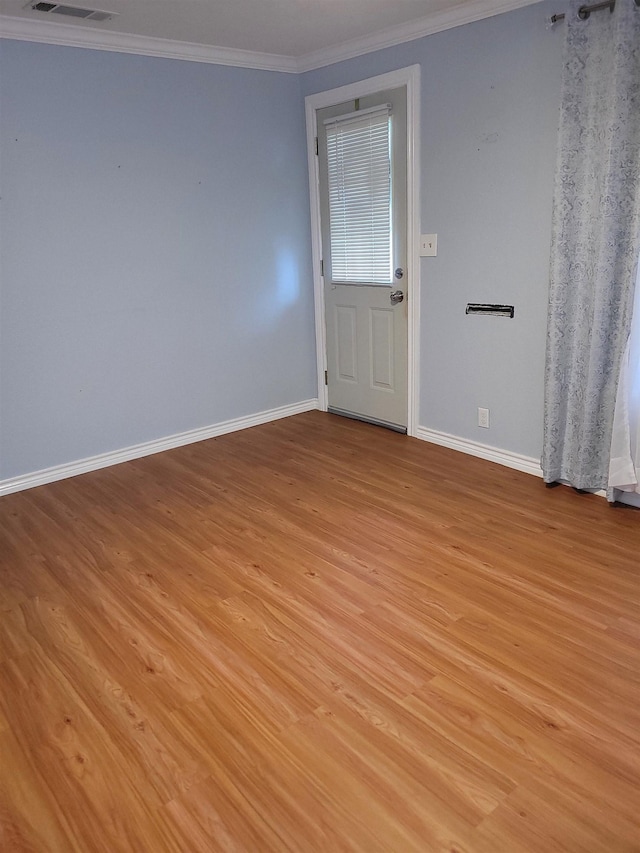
[0,41,316,479]
[1,4,568,481]
[301,0,567,459]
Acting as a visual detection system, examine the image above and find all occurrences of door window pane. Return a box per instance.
[324,105,392,285]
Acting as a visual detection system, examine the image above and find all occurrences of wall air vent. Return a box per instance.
[25,1,117,21]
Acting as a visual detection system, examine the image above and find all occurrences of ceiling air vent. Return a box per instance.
[26,1,117,21]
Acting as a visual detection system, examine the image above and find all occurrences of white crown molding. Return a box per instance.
[296,0,543,72]
[0,14,299,72]
[2,0,543,73]
[0,398,318,497]
[416,425,543,478]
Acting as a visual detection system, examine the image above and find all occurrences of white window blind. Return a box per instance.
[324,105,392,285]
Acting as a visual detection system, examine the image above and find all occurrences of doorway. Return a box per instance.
[305,66,420,436]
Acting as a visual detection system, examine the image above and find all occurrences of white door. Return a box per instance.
[317,87,408,432]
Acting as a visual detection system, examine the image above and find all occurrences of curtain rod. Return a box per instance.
[551,0,638,23]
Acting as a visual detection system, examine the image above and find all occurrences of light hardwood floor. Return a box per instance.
[1,411,639,852]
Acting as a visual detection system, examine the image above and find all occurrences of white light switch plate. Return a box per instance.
[420,234,437,257]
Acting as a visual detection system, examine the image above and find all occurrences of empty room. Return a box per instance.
[1,0,639,850]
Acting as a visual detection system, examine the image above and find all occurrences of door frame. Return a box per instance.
[305,65,421,437]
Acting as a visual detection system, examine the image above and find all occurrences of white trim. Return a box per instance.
[406,69,421,439]
[1,0,542,72]
[305,65,421,436]
[305,97,329,410]
[415,432,640,507]
[555,483,640,504]
[296,0,542,72]
[616,491,640,507]
[0,399,318,497]
[416,426,543,478]
[0,15,298,72]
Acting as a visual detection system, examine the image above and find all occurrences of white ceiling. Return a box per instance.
[0,0,542,69]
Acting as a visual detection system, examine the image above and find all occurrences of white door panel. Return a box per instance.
[370,307,394,391]
[325,282,407,429]
[335,305,358,382]
[318,86,408,431]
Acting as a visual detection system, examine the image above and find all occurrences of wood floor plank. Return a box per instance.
[408,675,640,824]
[0,728,79,853]
[1,410,639,851]
[0,648,176,852]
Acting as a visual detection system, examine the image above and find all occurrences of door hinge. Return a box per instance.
[324,370,328,385]
[315,136,318,155]
[320,259,324,277]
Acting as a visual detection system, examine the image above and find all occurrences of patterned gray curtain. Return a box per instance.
[542,0,640,490]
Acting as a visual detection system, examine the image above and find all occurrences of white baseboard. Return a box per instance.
[415,426,543,478]
[414,431,640,506]
[614,490,640,507]
[0,398,319,497]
